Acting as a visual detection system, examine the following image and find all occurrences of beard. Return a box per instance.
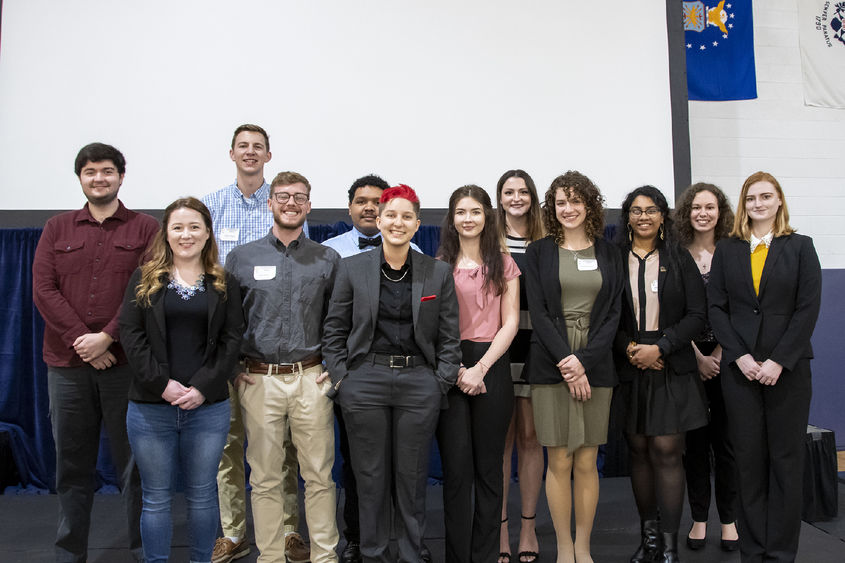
[84,190,119,207]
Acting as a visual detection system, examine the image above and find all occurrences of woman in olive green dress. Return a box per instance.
[523,171,623,563]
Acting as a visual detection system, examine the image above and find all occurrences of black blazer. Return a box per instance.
[119,268,244,403]
[322,248,462,397]
[614,244,706,382]
[524,236,623,387]
[707,234,821,371]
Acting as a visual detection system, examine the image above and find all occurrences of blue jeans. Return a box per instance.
[126,400,230,563]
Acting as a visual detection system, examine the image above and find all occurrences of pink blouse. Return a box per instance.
[453,253,521,342]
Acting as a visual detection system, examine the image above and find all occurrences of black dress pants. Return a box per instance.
[721,361,811,563]
[334,404,360,543]
[684,373,737,523]
[436,341,513,563]
[340,361,441,563]
[48,365,142,563]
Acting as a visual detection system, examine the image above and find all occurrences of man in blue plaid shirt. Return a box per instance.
[203,124,310,563]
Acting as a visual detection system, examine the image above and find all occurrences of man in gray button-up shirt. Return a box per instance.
[225,171,340,563]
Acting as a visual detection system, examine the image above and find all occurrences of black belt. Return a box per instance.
[367,353,427,369]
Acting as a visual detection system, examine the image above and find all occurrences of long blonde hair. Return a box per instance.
[135,197,226,306]
[731,171,794,240]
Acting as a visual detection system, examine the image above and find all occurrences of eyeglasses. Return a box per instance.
[272,192,309,205]
[629,207,661,217]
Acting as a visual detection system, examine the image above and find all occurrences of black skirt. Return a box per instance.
[617,331,708,436]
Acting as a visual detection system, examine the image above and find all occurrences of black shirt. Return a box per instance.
[372,252,422,355]
[164,281,208,390]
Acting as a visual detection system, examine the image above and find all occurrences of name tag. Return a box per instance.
[577,258,598,271]
[651,279,659,293]
[254,266,277,280]
[220,228,240,242]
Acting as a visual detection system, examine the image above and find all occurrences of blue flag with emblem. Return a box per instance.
[684,0,757,100]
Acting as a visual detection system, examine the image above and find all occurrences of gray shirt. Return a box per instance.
[225,230,340,363]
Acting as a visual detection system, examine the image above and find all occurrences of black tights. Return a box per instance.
[626,432,686,533]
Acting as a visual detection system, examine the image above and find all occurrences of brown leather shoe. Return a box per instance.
[212,537,250,563]
[285,532,311,563]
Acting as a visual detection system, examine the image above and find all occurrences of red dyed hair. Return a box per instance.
[380,184,419,204]
[379,184,421,215]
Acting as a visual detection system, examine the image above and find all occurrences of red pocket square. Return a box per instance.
[421,295,437,302]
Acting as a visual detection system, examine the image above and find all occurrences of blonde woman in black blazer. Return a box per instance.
[708,171,821,563]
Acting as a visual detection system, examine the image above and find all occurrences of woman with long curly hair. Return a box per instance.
[524,171,623,563]
[615,186,708,563]
[708,172,821,562]
[119,197,243,563]
[437,185,520,563]
[495,170,546,563]
[673,183,739,552]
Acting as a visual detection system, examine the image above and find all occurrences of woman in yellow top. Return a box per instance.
[708,171,822,562]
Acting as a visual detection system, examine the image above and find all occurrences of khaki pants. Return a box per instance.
[240,363,338,563]
[217,381,300,539]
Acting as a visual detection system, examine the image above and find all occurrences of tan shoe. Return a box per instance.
[212,537,250,563]
[285,532,311,563]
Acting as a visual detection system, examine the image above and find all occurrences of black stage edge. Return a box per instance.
[2,477,843,562]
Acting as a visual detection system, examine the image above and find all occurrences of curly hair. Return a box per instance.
[495,169,545,243]
[134,198,226,307]
[673,183,734,246]
[438,185,506,296]
[542,171,605,246]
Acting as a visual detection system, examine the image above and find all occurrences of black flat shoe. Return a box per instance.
[720,538,739,552]
[686,535,706,550]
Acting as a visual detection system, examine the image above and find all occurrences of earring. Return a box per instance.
[627,224,633,243]
[659,224,665,240]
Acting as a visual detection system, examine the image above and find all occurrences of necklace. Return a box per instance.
[381,266,409,282]
[168,273,206,300]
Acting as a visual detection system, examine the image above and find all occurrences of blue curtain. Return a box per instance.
[0,228,52,491]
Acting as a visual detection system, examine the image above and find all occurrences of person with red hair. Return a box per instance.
[324,185,462,563]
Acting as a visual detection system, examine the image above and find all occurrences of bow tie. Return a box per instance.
[358,236,382,249]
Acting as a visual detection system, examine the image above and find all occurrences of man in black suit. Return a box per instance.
[323,185,461,563]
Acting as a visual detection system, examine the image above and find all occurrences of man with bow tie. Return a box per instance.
[321,175,422,563]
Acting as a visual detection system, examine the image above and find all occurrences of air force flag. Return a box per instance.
[684,1,757,101]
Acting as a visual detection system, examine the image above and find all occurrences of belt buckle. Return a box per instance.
[277,362,297,375]
[389,355,410,369]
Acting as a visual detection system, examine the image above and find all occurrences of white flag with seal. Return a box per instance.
[799,1,845,108]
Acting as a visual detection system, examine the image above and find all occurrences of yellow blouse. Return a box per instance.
[751,245,768,295]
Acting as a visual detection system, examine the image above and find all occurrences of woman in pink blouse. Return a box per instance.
[436,185,521,563]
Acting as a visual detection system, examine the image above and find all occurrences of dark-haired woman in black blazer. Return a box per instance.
[708,171,821,563]
[615,186,708,563]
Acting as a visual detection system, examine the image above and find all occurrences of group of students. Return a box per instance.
[33,132,820,563]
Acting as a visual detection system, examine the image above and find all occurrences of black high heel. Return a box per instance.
[517,515,539,563]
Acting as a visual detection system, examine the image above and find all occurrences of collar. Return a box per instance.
[380,248,412,270]
[350,226,381,240]
[75,200,129,224]
[270,228,305,250]
[749,231,773,253]
[230,181,270,202]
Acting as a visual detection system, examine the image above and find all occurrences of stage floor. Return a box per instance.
[3,477,843,562]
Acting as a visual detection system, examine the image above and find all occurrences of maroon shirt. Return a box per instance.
[32,201,159,367]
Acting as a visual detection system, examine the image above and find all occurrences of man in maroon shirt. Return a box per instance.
[32,142,159,563]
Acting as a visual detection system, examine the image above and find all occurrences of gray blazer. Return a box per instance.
[322,248,461,397]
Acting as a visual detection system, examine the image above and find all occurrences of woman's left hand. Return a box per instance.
[567,373,592,402]
[756,359,783,386]
[172,387,206,410]
[630,344,662,370]
[458,365,486,396]
[559,354,586,382]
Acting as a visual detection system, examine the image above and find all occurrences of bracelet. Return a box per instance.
[477,360,489,375]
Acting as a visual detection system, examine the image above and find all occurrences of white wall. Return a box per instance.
[688,0,845,269]
[0,1,676,212]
